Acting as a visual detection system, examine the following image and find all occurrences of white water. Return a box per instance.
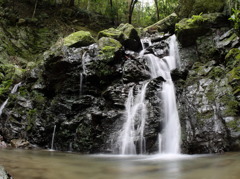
[146,35,181,154]
[0,82,21,117]
[51,125,56,150]
[118,35,181,155]
[80,72,83,96]
[120,82,149,155]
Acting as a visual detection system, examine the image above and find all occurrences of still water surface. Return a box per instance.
[0,149,240,179]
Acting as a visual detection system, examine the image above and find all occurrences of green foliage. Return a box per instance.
[225,48,240,69]
[0,79,12,96]
[186,13,208,25]
[220,94,239,116]
[229,8,240,35]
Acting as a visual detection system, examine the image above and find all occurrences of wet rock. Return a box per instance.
[176,13,228,47]
[97,28,125,42]
[0,166,11,179]
[117,23,142,51]
[122,58,149,83]
[98,24,142,51]
[10,138,30,148]
[98,37,122,58]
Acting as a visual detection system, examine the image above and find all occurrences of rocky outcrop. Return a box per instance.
[176,13,229,47]
[175,22,240,153]
[0,166,11,179]
[63,31,95,47]
[98,24,142,51]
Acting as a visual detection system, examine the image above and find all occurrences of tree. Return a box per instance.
[128,0,138,24]
[69,0,75,6]
[154,0,160,21]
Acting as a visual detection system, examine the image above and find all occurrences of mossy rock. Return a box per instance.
[176,13,227,47]
[117,23,138,40]
[144,13,179,34]
[64,31,95,47]
[225,48,240,70]
[98,37,122,59]
[228,66,240,96]
[97,28,125,42]
[118,23,142,51]
[176,18,209,47]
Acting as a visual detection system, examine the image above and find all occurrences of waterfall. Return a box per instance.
[51,125,56,150]
[119,82,149,155]
[79,50,89,96]
[146,35,181,154]
[80,72,83,96]
[118,35,181,155]
[0,82,21,117]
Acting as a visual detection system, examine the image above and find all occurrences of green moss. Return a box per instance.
[97,28,124,42]
[0,79,13,96]
[226,118,240,132]
[63,31,95,47]
[225,48,240,69]
[98,37,122,60]
[186,13,208,25]
[220,94,239,116]
[26,109,37,131]
[209,66,225,78]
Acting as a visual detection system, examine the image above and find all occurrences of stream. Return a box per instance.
[0,149,240,179]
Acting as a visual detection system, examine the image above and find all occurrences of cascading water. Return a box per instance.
[118,35,181,155]
[146,35,181,154]
[50,125,56,150]
[119,82,149,155]
[0,82,21,117]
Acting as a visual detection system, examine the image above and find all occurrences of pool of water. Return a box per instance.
[0,149,240,179]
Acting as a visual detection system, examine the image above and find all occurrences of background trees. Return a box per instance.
[2,0,178,26]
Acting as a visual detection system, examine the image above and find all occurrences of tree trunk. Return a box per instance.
[128,0,137,24]
[154,0,160,21]
[32,0,38,18]
[87,0,91,11]
[69,0,75,6]
[109,0,114,25]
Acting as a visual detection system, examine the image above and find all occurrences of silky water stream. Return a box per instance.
[118,35,181,154]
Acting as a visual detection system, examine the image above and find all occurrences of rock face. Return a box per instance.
[0,11,239,155]
[175,15,240,153]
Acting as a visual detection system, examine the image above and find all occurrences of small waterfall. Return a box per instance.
[0,82,21,117]
[117,35,181,155]
[51,125,56,150]
[119,82,149,155]
[79,51,89,96]
[146,35,181,154]
[80,72,83,96]
[139,38,152,57]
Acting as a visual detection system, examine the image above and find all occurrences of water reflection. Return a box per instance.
[0,149,240,179]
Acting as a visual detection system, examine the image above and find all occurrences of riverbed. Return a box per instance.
[0,149,239,179]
